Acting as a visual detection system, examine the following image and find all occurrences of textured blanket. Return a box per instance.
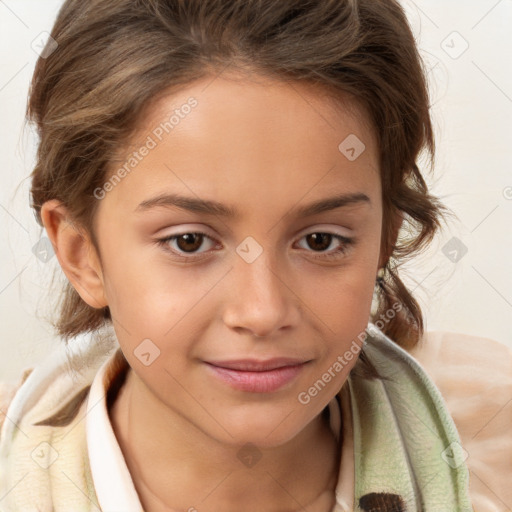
[0,323,473,511]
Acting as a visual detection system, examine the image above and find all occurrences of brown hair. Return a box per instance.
[27,0,450,354]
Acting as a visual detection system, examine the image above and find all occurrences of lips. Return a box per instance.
[204,358,309,393]
[205,357,309,372]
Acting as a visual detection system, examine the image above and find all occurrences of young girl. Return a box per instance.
[0,0,510,510]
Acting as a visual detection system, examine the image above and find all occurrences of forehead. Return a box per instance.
[134,70,377,155]
[103,71,380,216]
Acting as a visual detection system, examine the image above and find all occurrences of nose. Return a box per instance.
[222,250,300,339]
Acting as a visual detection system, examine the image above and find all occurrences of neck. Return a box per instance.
[109,366,341,512]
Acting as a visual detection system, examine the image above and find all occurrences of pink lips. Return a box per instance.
[205,358,308,393]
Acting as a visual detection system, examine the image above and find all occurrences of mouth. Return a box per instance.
[206,357,309,372]
[204,358,310,393]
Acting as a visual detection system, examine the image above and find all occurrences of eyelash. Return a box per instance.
[156,231,355,261]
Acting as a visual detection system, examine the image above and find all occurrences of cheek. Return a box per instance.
[99,231,176,316]
[100,246,219,352]
[305,262,378,334]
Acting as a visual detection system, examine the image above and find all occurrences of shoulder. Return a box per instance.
[0,368,34,434]
[407,330,512,511]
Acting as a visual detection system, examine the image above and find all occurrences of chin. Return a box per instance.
[209,408,314,449]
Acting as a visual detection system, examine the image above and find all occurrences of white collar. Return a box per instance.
[86,349,144,512]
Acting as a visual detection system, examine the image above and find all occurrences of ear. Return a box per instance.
[40,199,108,309]
[378,209,403,269]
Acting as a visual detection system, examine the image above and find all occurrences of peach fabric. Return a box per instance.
[408,331,512,512]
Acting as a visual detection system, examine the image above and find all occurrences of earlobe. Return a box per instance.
[40,199,108,309]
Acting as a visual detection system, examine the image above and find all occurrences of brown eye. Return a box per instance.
[175,233,204,253]
[305,233,333,252]
[296,232,354,260]
[157,231,218,257]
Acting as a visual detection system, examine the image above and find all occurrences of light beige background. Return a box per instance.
[1,0,511,381]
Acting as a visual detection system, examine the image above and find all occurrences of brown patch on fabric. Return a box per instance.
[359,492,407,512]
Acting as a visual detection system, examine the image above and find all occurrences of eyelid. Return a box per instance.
[156,224,354,261]
[295,224,353,239]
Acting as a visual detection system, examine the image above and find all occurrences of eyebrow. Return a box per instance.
[135,191,371,218]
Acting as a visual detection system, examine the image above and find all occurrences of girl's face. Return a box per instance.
[91,72,384,447]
